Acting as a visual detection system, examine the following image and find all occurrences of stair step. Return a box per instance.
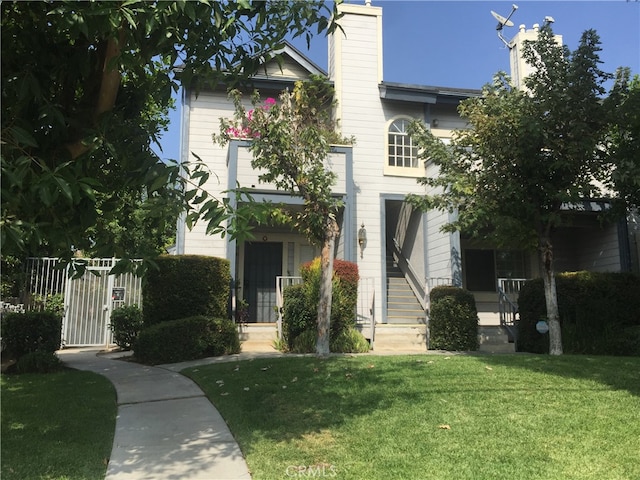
[478,343,515,353]
[238,324,278,342]
[374,324,427,351]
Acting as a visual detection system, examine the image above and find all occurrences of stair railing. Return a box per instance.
[390,239,427,311]
[497,278,528,346]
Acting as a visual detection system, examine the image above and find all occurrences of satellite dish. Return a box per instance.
[490,4,518,47]
[491,11,514,30]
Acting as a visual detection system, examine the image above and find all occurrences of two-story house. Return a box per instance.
[176,1,636,351]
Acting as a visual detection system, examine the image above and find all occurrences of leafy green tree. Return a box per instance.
[215,76,351,356]
[604,68,640,212]
[408,26,614,355]
[1,0,340,272]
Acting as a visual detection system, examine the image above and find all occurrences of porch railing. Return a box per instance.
[275,276,376,343]
[497,278,528,345]
[356,277,375,345]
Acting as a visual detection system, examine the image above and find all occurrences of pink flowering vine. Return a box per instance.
[222,97,276,139]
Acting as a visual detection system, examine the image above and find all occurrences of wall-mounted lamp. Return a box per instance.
[431,118,439,128]
[357,223,367,258]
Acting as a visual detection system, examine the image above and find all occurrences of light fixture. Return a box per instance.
[357,223,367,258]
[432,118,439,128]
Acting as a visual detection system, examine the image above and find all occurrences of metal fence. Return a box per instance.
[23,258,142,347]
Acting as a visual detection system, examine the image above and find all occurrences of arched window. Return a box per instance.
[387,118,418,169]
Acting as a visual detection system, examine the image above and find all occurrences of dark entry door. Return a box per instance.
[243,242,283,322]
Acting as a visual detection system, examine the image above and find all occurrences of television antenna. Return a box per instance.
[491,4,518,47]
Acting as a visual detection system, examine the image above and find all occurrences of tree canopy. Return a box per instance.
[604,68,640,212]
[408,25,624,355]
[1,0,340,269]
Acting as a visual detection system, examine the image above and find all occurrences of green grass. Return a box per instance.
[1,369,117,480]
[184,354,640,480]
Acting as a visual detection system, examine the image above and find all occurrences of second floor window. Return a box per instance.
[388,118,418,168]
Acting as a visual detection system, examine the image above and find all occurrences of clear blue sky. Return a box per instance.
[156,0,640,162]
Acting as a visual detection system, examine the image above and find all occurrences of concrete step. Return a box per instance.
[374,324,428,351]
[478,343,515,353]
[386,315,426,324]
[477,326,515,353]
[387,301,421,309]
[238,323,278,351]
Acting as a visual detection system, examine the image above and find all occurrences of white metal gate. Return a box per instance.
[24,258,142,347]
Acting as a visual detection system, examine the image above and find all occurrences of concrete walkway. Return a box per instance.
[58,346,472,479]
[58,348,270,480]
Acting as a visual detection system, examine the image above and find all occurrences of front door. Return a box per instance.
[243,242,283,322]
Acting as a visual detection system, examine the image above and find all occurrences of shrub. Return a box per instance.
[330,327,370,353]
[429,286,478,351]
[1,311,62,359]
[291,329,317,354]
[518,272,640,355]
[32,293,65,319]
[283,258,360,351]
[110,304,143,350]
[134,316,240,365]
[282,284,315,350]
[15,351,63,374]
[299,258,359,339]
[142,255,231,327]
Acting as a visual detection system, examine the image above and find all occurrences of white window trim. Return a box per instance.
[384,116,423,177]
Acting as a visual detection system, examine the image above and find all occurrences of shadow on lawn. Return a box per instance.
[481,353,640,397]
[184,355,429,449]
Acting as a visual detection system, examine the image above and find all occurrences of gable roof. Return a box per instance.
[245,42,327,91]
[257,42,327,79]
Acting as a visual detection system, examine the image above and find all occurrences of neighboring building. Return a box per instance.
[176,2,636,349]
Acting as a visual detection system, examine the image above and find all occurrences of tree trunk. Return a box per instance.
[316,218,339,356]
[539,232,563,355]
[67,31,124,159]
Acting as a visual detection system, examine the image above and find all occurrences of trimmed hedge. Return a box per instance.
[134,316,240,365]
[142,255,231,327]
[429,286,479,351]
[1,311,62,359]
[518,272,640,355]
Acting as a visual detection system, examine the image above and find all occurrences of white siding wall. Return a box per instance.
[332,4,460,322]
[332,8,385,309]
[182,92,236,257]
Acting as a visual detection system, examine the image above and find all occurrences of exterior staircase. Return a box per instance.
[238,323,279,352]
[374,253,427,351]
[386,254,425,324]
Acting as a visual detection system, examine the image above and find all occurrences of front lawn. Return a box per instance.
[1,369,117,480]
[184,354,640,480]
